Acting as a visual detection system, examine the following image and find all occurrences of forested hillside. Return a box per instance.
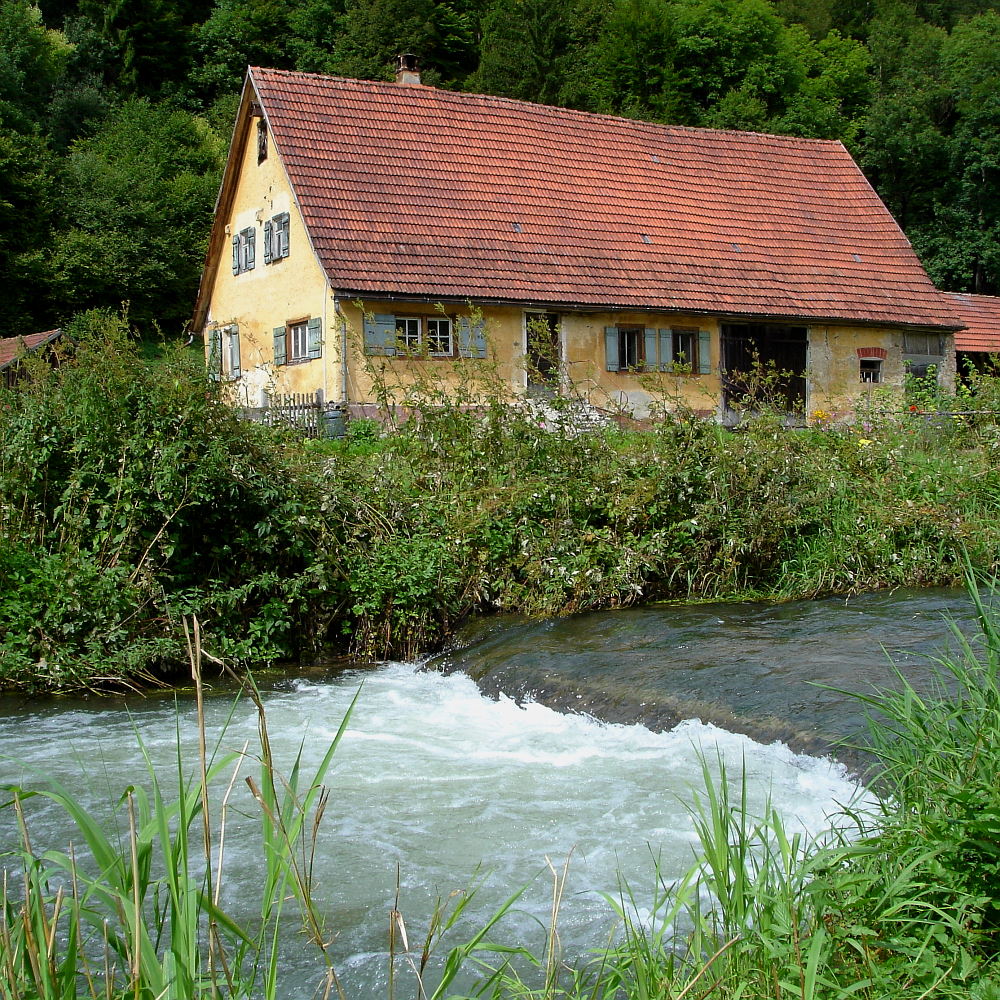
[2,0,999,340]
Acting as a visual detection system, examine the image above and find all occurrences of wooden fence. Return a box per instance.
[240,391,345,437]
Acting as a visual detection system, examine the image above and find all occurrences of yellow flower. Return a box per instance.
[858,438,874,447]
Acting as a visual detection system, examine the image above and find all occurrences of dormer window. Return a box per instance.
[257,118,268,163]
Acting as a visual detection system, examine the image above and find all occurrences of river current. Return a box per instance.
[0,587,978,996]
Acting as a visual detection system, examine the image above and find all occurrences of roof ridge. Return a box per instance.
[249,66,844,149]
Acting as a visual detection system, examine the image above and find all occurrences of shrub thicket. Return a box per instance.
[2,310,1000,691]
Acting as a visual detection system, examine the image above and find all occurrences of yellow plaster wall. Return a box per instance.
[203,118,336,406]
[338,300,723,418]
[807,325,902,419]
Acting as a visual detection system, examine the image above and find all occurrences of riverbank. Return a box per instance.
[2,309,1000,693]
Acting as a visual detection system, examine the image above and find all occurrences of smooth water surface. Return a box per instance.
[436,587,978,759]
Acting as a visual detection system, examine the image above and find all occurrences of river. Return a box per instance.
[0,587,979,996]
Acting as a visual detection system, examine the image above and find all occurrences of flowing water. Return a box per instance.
[0,587,979,996]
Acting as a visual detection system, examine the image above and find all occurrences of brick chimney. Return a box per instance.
[395,53,421,86]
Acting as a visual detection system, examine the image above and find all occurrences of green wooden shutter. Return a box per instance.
[273,325,286,366]
[307,316,322,359]
[209,327,223,377]
[246,228,256,269]
[457,317,487,358]
[644,328,657,371]
[659,329,673,371]
[228,325,241,377]
[231,235,240,275]
[698,330,711,374]
[605,327,620,371]
[364,314,397,355]
[278,213,290,258]
[263,220,273,263]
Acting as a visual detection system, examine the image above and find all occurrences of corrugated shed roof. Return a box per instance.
[947,293,1000,352]
[250,68,960,330]
[0,330,61,370]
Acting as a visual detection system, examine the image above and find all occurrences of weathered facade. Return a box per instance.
[193,64,962,423]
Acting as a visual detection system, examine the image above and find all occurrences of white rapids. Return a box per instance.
[0,661,873,997]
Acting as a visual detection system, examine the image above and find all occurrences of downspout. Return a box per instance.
[335,292,348,407]
[322,276,329,406]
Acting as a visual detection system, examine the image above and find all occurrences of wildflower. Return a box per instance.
[858,438,874,447]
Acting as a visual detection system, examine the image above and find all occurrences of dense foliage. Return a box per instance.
[1,310,999,692]
[1,0,1000,340]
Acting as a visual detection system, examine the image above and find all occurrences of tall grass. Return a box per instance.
[455,572,1000,1000]
[0,619,354,1000]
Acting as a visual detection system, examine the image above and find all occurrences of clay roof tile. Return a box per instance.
[251,67,961,329]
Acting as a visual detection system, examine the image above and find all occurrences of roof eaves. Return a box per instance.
[332,288,962,331]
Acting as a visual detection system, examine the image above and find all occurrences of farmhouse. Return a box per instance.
[192,60,962,423]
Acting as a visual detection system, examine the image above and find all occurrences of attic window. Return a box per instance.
[512,222,523,233]
[641,234,652,244]
[852,253,862,263]
[257,118,268,164]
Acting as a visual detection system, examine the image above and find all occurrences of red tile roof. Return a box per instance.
[0,330,61,370]
[250,68,960,330]
[947,293,1000,352]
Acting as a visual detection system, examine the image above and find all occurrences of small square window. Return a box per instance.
[396,317,422,351]
[427,317,453,356]
[860,358,882,383]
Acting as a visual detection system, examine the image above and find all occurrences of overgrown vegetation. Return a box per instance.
[3,577,1000,998]
[2,310,1000,692]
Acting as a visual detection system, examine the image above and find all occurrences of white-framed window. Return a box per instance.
[617,326,644,370]
[264,212,290,264]
[289,321,309,362]
[208,324,241,379]
[396,316,422,351]
[231,227,256,274]
[272,317,322,365]
[670,328,698,369]
[426,317,453,356]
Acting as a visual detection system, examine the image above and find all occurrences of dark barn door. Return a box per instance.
[721,323,808,422]
[525,312,561,397]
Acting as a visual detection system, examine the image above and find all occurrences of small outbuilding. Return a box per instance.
[0,329,63,388]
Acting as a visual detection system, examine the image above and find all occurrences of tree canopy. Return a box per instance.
[3,0,999,338]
